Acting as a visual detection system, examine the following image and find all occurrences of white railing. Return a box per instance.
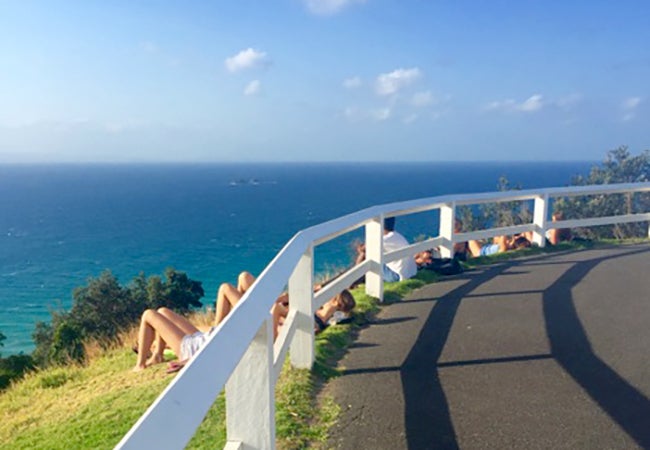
[116,182,650,450]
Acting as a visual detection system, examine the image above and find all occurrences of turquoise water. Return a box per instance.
[0,162,593,355]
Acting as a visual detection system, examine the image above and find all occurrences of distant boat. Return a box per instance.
[229,178,261,186]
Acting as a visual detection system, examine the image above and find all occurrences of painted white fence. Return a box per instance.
[116,182,650,450]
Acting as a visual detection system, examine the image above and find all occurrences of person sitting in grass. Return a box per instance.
[354,217,418,282]
[520,211,572,247]
[546,211,572,245]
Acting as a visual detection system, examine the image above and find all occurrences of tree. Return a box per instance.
[555,146,650,239]
[32,310,70,367]
[68,270,137,346]
[49,321,85,365]
[158,268,205,313]
[457,176,532,231]
[0,354,35,390]
[31,268,205,367]
[0,330,35,390]
[127,268,205,312]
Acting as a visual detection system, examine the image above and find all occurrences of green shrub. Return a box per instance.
[0,354,36,390]
[555,146,650,239]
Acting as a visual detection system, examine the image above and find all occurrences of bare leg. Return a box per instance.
[158,307,199,335]
[495,235,509,253]
[271,301,289,341]
[147,308,199,363]
[468,240,483,257]
[238,271,255,293]
[354,243,366,265]
[133,309,187,371]
[215,282,243,325]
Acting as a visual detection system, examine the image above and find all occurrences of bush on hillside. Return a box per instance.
[555,146,650,239]
[0,354,35,390]
[0,332,36,391]
[457,176,533,231]
[32,268,204,367]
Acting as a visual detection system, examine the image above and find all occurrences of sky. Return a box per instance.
[0,0,648,163]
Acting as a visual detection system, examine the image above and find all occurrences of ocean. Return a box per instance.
[0,161,594,355]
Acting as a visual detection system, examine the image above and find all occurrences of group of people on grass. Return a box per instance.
[133,271,357,372]
[133,212,570,372]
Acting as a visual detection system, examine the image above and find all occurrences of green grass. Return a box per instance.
[1,238,644,449]
[0,271,438,450]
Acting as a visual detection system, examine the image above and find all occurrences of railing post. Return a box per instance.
[365,216,384,302]
[533,194,549,247]
[225,317,275,450]
[288,245,315,369]
[439,202,455,258]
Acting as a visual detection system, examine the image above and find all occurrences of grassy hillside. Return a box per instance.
[1,241,608,449]
[0,269,441,450]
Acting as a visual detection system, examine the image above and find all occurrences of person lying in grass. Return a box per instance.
[271,289,356,340]
[133,271,255,371]
[467,234,531,258]
[133,271,355,371]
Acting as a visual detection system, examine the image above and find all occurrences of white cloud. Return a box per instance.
[343,76,362,89]
[519,94,544,112]
[376,68,421,96]
[371,107,391,121]
[403,114,418,124]
[225,48,270,73]
[411,91,434,107]
[622,96,642,121]
[303,0,367,16]
[485,94,544,113]
[555,93,582,110]
[623,97,641,109]
[244,80,261,96]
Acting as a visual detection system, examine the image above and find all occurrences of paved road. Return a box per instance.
[326,244,650,450]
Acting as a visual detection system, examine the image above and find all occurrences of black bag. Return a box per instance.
[420,257,463,276]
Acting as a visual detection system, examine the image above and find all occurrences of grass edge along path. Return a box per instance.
[0,239,637,449]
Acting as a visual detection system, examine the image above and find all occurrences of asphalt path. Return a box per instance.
[325,244,650,450]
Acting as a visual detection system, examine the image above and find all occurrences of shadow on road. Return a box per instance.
[543,246,650,448]
[401,245,650,449]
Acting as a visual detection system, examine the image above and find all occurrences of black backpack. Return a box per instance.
[420,257,464,276]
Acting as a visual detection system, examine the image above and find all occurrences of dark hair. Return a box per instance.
[384,216,396,232]
[512,236,531,249]
[336,290,356,313]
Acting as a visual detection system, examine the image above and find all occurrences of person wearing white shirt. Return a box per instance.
[381,217,418,281]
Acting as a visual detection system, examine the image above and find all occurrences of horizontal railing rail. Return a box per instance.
[116,182,650,450]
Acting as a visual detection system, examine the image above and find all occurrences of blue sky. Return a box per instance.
[0,0,648,162]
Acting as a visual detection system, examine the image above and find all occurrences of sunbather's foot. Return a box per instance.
[145,353,164,367]
[132,364,147,372]
[166,359,187,374]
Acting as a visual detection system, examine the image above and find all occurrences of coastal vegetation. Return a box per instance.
[458,146,650,239]
[554,146,650,239]
[0,146,648,448]
[0,273,437,449]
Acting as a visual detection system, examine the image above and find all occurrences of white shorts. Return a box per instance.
[180,330,209,361]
